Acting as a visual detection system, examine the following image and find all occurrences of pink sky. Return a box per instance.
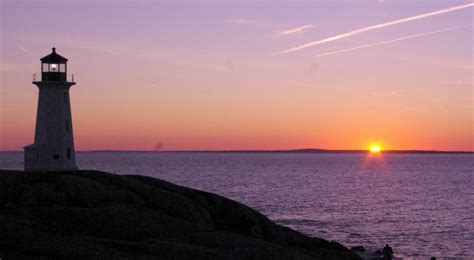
[1,0,473,151]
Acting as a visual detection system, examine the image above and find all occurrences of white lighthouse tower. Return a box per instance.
[24,48,78,171]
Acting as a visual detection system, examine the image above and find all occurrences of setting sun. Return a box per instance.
[370,146,381,153]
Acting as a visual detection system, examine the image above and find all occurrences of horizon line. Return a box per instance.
[1,149,473,154]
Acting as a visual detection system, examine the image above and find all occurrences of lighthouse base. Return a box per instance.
[24,144,79,171]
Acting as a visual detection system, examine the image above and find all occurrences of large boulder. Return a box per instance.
[0,170,360,259]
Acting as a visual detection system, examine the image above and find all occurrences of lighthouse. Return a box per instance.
[24,48,78,171]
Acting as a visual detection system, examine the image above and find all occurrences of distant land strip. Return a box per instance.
[1,149,472,154]
[76,149,474,154]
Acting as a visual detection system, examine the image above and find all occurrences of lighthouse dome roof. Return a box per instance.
[40,47,68,63]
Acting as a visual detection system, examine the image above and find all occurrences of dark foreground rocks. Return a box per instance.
[0,170,360,259]
[350,246,365,252]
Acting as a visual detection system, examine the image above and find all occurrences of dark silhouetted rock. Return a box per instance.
[351,246,365,252]
[0,170,361,259]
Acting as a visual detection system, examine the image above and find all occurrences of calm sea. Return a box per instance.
[1,151,473,259]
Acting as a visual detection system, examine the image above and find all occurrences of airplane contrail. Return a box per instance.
[316,25,472,57]
[275,24,318,38]
[273,2,474,55]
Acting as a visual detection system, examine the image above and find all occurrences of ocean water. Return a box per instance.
[1,151,473,259]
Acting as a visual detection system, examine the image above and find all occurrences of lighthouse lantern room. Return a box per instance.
[41,47,68,81]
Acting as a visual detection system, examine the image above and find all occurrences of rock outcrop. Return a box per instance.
[0,170,360,259]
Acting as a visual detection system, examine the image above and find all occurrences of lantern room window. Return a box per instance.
[40,47,68,81]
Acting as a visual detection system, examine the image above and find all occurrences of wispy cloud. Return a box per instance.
[273,2,474,55]
[225,19,273,27]
[275,24,318,38]
[144,84,159,89]
[18,46,32,55]
[396,56,473,71]
[0,63,19,71]
[441,79,473,86]
[0,63,35,72]
[316,25,471,57]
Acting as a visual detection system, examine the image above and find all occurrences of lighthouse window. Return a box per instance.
[65,119,70,131]
[53,154,60,160]
[50,64,58,72]
[36,152,39,160]
[63,93,68,103]
[67,149,71,159]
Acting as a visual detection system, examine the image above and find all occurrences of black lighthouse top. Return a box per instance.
[41,47,68,63]
[40,47,69,81]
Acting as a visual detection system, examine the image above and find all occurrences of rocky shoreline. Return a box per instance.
[0,170,361,259]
